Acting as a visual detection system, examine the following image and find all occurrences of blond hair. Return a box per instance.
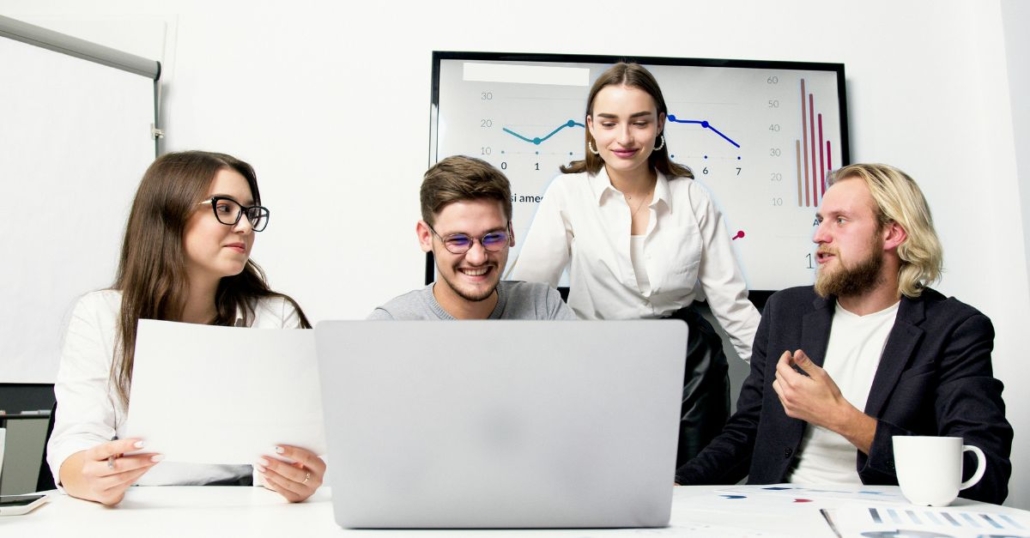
[827,163,943,297]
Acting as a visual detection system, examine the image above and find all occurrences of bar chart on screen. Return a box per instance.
[796,78,837,208]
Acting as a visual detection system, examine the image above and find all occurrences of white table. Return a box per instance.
[2,485,1026,537]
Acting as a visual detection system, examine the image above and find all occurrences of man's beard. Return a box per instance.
[814,242,884,298]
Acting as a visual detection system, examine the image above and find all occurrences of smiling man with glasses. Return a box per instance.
[369,156,575,321]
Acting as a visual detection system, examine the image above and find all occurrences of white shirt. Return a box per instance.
[48,289,305,487]
[508,168,760,361]
[788,300,899,485]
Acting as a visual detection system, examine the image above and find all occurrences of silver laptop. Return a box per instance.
[315,320,687,529]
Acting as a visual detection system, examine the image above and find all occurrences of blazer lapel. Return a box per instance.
[782,294,835,439]
[864,296,926,416]
[802,295,834,367]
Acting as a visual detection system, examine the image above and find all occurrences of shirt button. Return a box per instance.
[784,447,794,459]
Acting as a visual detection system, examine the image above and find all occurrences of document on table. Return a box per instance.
[831,504,1030,538]
[717,484,908,504]
[124,320,325,464]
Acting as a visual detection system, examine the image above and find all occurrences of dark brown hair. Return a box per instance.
[562,62,693,179]
[111,151,310,406]
[420,156,513,226]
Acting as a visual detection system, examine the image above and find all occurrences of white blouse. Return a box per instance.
[48,289,304,487]
[509,168,760,361]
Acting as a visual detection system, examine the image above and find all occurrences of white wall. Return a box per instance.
[3,0,1027,508]
[1000,0,1030,509]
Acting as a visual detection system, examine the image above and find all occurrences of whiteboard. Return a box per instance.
[0,35,156,383]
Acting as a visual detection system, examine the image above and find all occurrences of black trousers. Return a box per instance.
[666,304,731,469]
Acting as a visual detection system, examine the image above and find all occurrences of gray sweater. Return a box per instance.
[368,281,576,321]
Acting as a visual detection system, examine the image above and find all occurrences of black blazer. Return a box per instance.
[676,286,1013,504]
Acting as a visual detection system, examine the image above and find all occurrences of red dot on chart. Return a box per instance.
[732,230,745,240]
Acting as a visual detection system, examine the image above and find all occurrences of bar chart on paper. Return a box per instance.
[432,55,847,291]
[834,505,1030,538]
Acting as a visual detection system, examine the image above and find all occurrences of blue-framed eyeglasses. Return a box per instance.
[428,223,511,254]
[198,196,270,232]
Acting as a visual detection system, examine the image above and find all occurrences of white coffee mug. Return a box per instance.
[892,435,986,506]
[0,428,6,481]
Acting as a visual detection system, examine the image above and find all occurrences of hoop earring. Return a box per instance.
[654,135,665,151]
[588,141,600,155]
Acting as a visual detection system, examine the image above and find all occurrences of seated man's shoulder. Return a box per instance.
[368,286,437,320]
[917,287,991,325]
[501,280,566,303]
[764,285,824,312]
[498,280,573,320]
[502,280,555,295]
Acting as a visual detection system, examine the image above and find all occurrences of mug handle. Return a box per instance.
[959,445,987,490]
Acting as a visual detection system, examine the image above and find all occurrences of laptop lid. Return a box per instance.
[315,320,687,529]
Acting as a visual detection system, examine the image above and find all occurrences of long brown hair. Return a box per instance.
[111,151,310,406]
[561,62,693,179]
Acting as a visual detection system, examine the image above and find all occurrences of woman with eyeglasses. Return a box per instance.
[509,63,762,470]
[47,151,325,506]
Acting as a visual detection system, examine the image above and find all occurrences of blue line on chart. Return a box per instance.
[667,115,741,148]
[503,120,585,145]
[504,116,741,149]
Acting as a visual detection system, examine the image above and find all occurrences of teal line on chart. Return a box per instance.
[502,120,585,145]
[667,115,741,148]
[504,116,740,149]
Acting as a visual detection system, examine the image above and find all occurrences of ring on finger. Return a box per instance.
[302,471,311,485]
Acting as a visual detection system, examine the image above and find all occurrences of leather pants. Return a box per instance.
[665,304,731,468]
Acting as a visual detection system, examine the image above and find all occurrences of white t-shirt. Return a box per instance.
[48,289,304,487]
[788,300,900,485]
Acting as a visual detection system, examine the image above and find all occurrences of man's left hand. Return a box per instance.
[771,349,876,454]
[772,349,846,428]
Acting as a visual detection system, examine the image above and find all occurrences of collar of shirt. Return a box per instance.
[234,304,246,327]
[587,166,674,213]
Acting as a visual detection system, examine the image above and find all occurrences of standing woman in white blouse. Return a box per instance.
[509,63,761,468]
[48,151,326,506]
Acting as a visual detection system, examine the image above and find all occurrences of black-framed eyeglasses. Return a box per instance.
[199,196,270,232]
[428,222,511,254]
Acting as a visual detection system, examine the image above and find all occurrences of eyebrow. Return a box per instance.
[211,194,255,206]
[439,226,508,237]
[595,111,655,119]
[816,208,850,219]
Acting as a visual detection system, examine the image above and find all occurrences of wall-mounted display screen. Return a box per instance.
[429,51,848,296]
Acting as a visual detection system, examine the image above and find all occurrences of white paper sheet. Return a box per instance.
[718,484,909,504]
[124,320,325,464]
[674,486,843,538]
